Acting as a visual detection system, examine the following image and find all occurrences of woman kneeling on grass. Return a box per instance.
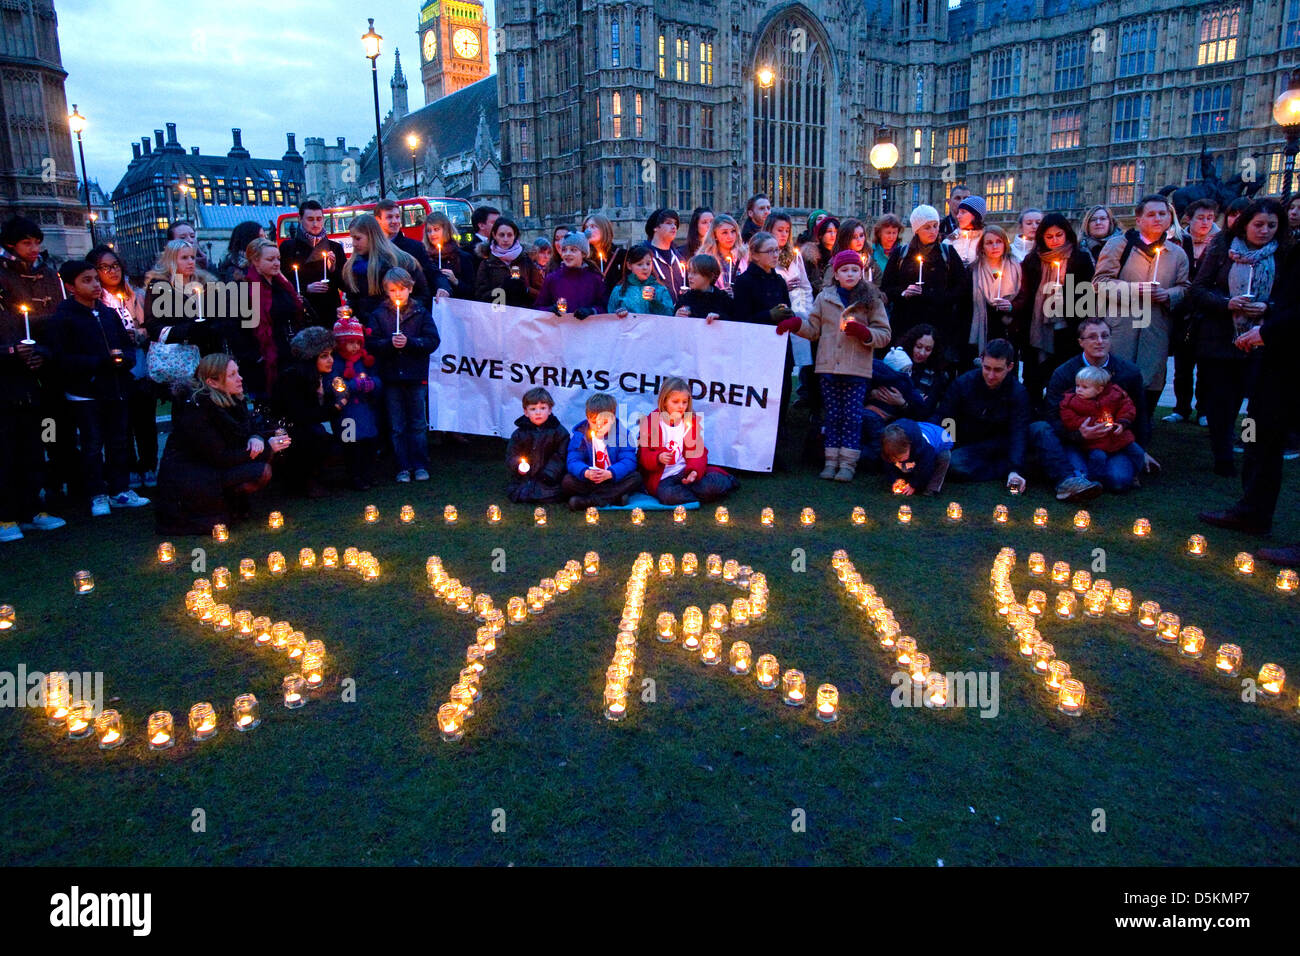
[154,353,290,534]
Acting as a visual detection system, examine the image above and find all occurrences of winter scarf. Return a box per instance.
[1030,244,1074,354]
[1227,237,1278,303]
[490,240,524,263]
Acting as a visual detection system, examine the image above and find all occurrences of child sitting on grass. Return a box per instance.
[880,419,953,496]
[674,255,734,322]
[637,376,738,505]
[366,267,440,482]
[607,245,675,316]
[330,316,381,490]
[1057,364,1146,492]
[505,387,569,503]
[563,392,643,510]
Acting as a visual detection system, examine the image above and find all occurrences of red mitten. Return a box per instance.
[843,319,872,342]
[775,316,802,335]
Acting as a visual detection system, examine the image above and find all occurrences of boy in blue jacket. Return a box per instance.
[366,267,440,482]
[562,392,643,510]
[48,259,150,516]
[879,419,953,496]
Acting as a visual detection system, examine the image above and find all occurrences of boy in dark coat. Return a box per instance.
[505,387,570,503]
[366,267,440,481]
[675,255,735,322]
[47,259,150,515]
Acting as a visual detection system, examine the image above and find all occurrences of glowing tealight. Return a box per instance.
[800,507,815,526]
[1073,510,1090,531]
[1276,569,1297,592]
[761,507,774,526]
[1259,663,1285,696]
[268,511,284,530]
[212,523,229,542]
[534,507,547,526]
[1186,534,1207,557]
[782,669,806,705]
[1132,518,1151,537]
[400,504,415,524]
[1137,600,1160,629]
[631,507,645,525]
[755,654,780,689]
[1179,626,1205,659]
[1214,643,1242,676]
[851,506,867,525]
[715,506,729,525]
[1234,552,1254,576]
[946,502,962,522]
[95,710,124,749]
[444,504,458,523]
[729,641,752,674]
[1057,678,1085,716]
[897,505,912,524]
[158,542,176,565]
[816,683,839,721]
[73,570,94,594]
[147,711,175,749]
[239,558,255,580]
[993,504,1008,524]
[487,504,501,523]
[674,505,686,523]
[1033,508,1048,527]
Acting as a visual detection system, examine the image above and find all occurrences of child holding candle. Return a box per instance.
[563,392,643,510]
[534,233,607,318]
[1056,364,1147,492]
[329,316,382,490]
[674,256,734,322]
[776,250,892,481]
[879,419,954,496]
[365,268,440,482]
[698,215,749,292]
[637,376,738,505]
[583,214,628,299]
[607,245,675,316]
[505,387,569,503]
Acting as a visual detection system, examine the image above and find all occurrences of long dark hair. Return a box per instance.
[618,243,655,295]
[89,243,132,297]
[1033,213,1079,256]
[225,221,264,264]
[686,206,713,257]
[898,322,940,364]
[1228,197,1290,249]
[831,218,869,258]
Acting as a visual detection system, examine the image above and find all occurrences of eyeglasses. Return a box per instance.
[96,262,122,271]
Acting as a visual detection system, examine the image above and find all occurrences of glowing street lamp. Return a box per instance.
[68,105,96,245]
[363,18,387,199]
[1272,68,1300,200]
[869,127,899,215]
[406,132,420,197]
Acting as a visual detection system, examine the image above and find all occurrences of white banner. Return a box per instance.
[427,299,789,471]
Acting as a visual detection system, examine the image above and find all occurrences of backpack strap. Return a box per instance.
[1116,237,1137,274]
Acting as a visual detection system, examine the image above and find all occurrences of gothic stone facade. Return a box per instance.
[497,0,1300,241]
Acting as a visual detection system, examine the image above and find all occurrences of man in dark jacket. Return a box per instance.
[278,199,347,327]
[505,387,569,503]
[47,260,151,516]
[937,338,1030,489]
[460,205,499,255]
[1029,315,1139,501]
[1199,242,1300,552]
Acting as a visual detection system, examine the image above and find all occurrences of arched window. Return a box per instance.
[752,13,828,208]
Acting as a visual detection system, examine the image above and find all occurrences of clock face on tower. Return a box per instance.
[452,27,480,60]
[422,29,437,62]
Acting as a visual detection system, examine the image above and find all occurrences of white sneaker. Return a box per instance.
[395,470,411,483]
[0,522,23,542]
[109,490,150,508]
[1162,412,1186,423]
[20,512,66,532]
[143,470,157,487]
[413,468,430,481]
[91,495,111,517]
[1197,416,1208,427]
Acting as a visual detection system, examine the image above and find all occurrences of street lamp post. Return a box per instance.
[869,127,899,216]
[1272,68,1300,202]
[406,133,420,198]
[756,66,776,199]
[68,105,96,246]
[363,18,387,200]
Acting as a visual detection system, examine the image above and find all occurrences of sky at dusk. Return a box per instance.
[58,0,497,191]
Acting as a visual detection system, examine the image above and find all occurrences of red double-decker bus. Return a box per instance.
[275,196,475,254]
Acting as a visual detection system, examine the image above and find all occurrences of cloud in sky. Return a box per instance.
[58,0,496,191]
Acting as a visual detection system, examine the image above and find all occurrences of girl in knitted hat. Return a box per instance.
[330,315,382,490]
[776,249,891,481]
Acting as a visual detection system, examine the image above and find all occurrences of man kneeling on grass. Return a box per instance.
[563,392,643,510]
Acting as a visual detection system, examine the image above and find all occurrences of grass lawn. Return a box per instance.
[1,405,1298,867]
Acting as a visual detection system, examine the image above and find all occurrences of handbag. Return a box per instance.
[147,326,201,385]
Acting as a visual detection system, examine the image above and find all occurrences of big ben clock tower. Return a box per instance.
[418,0,490,102]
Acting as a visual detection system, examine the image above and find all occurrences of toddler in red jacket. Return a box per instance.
[1058,365,1147,491]
[637,376,738,505]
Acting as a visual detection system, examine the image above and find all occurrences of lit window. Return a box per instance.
[635,93,643,136]
[658,34,665,78]
[945,125,967,163]
[1049,107,1082,150]
[1197,4,1240,65]
[612,92,622,138]
[985,175,1015,213]
[699,42,713,84]
[522,182,531,217]
[1108,160,1144,206]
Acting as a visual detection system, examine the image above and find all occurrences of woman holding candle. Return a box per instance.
[637,376,738,504]
[342,214,431,323]
[582,214,627,298]
[143,239,223,356]
[91,245,157,488]
[800,215,838,298]
[1094,195,1191,433]
[472,217,543,307]
[765,212,814,316]
[1188,198,1287,477]
[968,225,1025,363]
[236,238,304,402]
[880,205,970,361]
[1018,212,1096,408]
[1079,205,1122,263]
[155,353,289,534]
[943,195,986,267]
[423,212,476,299]
[606,245,675,316]
[699,214,749,292]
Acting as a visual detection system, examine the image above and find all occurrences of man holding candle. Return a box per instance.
[0,218,67,541]
[1094,195,1190,435]
[644,208,686,307]
[278,200,347,327]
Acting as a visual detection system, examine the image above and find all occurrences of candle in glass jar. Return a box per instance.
[233,693,260,731]
[1234,552,1254,575]
[147,711,175,749]
[212,523,229,542]
[0,604,15,631]
[66,700,93,738]
[1258,663,1285,696]
[1055,591,1077,619]
[1214,643,1242,676]
[993,504,1008,524]
[1186,534,1207,557]
[73,570,94,594]
[298,548,316,570]
[1033,508,1048,526]
[1027,553,1046,576]
[268,511,284,530]
[1057,678,1085,716]
[673,505,686,524]
[1110,588,1133,615]
[800,507,816,526]
[946,502,962,522]
[439,702,465,739]
[239,558,255,580]
[701,633,722,665]
[729,641,752,674]
[755,654,780,689]
[1073,510,1090,531]
[95,709,124,749]
[1132,517,1151,537]
[444,504,458,523]
[158,541,176,565]
[1046,660,1071,691]
[782,669,806,705]
[486,504,502,523]
[267,551,286,576]
[1137,600,1159,629]
[630,507,645,525]
[1051,561,1070,586]
[816,683,839,721]
[897,505,912,524]
[400,504,415,524]
[1277,569,1298,592]
[761,507,775,526]
[1156,611,1181,643]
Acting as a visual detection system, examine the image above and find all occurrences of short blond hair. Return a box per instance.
[1075,365,1111,389]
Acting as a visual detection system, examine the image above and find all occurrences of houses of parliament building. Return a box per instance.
[495,0,1300,238]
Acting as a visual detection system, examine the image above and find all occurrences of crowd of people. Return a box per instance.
[1,185,1297,562]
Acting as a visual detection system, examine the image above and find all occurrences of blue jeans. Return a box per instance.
[948,438,1011,482]
[1028,420,1081,486]
[385,383,429,472]
[654,470,739,505]
[1064,443,1146,493]
[70,398,130,498]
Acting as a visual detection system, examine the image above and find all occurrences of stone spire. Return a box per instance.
[391,48,409,119]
